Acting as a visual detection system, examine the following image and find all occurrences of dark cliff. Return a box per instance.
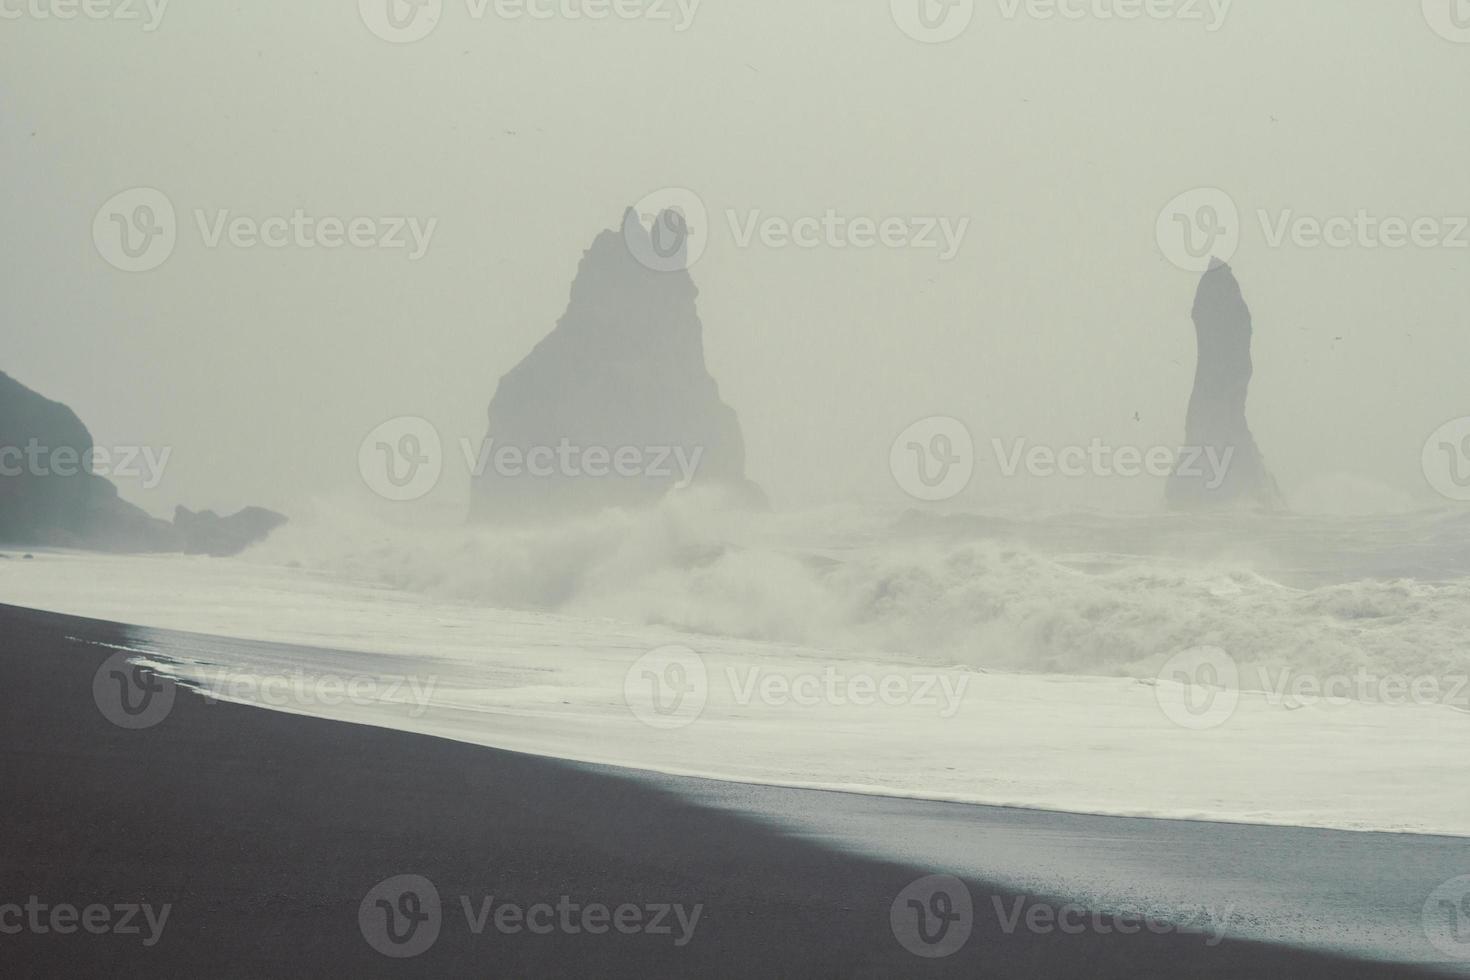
[0,371,285,554]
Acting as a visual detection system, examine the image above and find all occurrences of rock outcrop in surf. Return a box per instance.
[173,505,288,557]
[1166,260,1282,510]
[0,370,286,555]
[470,208,764,521]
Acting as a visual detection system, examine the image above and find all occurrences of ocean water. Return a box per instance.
[4,495,1469,837]
[251,494,1470,687]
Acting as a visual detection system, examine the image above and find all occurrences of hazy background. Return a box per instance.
[2,2,1467,519]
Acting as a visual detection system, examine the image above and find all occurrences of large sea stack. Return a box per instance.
[470,209,764,522]
[1166,260,1282,510]
[0,370,286,554]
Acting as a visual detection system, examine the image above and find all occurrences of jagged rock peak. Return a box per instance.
[470,212,763,522]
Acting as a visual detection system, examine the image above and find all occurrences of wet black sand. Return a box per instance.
[0,602,1452,978]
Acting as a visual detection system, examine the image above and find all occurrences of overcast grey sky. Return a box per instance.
[3,2,1467,517]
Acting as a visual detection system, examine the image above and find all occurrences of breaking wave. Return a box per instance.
[252,492,1470,684]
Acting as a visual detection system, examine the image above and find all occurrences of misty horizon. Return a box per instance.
[6,3,1469,522]
[6,5,1470,977]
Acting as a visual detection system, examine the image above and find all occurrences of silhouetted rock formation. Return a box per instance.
[174,506,288,557]
[1166,261,1283,510]
[470,209,765,521]
[0,370,286,555]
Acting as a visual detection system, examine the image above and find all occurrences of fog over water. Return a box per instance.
[9,11,1470,979]
[3,3,1469,519]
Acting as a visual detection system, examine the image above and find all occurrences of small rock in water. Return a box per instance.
[23,553,34,560]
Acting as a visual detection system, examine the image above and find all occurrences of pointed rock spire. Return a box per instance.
[471,212,764,521]
[1166,262,1283,510]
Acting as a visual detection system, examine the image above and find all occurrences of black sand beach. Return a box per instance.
[0,602,1453,978]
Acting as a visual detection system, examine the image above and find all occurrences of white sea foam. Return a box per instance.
[245,494,1470,689]
[4,497,1469,837]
